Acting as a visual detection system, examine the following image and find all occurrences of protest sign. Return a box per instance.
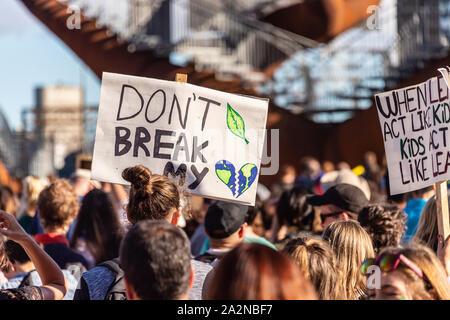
[375,68,450,239]
[374,71,450,196]
[91,72,269,205]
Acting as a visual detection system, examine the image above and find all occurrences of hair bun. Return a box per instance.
[122,165,152,191]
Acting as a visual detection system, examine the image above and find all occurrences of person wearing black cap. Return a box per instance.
[307,183,369,229]
[195,201,248,266]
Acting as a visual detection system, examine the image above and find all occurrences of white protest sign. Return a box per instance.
[91,72,269,205]
[374,70,450,195]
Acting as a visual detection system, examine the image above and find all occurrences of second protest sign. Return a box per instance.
[375,73,450,196]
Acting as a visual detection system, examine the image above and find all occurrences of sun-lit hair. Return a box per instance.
[378,244,450,300]
[205,243,317,300]
[122,165,180,224]
[37,179,79,231]
[283,237,345,299]
[322,220,375,300]
[413,195,450,252]
[21,176,49,217]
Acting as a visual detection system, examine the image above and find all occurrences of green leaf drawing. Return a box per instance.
[226,103,249,144]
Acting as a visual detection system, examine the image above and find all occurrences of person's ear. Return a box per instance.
[188,264,194,289]
[171,209,181,226]
[125,207,133,224]
[238,223,247,238]
[341,212,351,221]
[124,276,138,300]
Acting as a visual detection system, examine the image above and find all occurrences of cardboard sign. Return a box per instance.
[375,71,450,195]
[91,72,269,205]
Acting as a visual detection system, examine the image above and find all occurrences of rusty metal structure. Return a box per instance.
[4,0,449,186]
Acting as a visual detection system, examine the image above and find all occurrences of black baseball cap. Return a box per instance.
[204,201,248,239]
[307,183,369,214]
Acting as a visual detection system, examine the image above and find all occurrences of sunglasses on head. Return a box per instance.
[320,211,344,221]
[361,253,423,279]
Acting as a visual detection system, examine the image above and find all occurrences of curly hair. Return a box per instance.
[358,204,407,254]
[37,179,79,231]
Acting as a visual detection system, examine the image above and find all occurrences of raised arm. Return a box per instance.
[0,210,67,300]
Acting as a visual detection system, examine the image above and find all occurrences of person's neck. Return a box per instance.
[209,238,240,250]
[26,209,36,217]
[244,228,260,239]
[43,227,67,235]
[175,293,189,300]
[5,261,35,279]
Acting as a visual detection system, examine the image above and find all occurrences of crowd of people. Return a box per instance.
[0,151,449,300]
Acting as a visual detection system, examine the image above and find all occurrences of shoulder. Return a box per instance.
[244,236,277,250]
[194,252,217,265]
[189,259,213,300]
[45,243,89,269]
[83,265,116,283]
[191,259,213,273]
[81,264,117,300]
[0,287,43,300]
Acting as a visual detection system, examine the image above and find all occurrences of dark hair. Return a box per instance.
[276,186,314,229]
[410,186,434,198]
[37,179,79,230]
[206,243,317,300]
[120,220,191,300]
[122,165,180,224]
[283,237,344,300]
[5,240,30,265]
[246,194,264,225]
[358,204,407,254]
[384,170,409,205]
[299,156,321,178]
[69,189,125,264]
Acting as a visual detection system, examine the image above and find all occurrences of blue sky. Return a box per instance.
[0,0,101,130]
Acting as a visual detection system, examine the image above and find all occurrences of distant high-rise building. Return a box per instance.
[26,86,84,177]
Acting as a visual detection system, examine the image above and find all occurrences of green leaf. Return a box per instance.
[226,103,249,144]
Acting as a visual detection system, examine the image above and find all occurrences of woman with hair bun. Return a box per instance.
[74,165,212,301]
[122,165,181,225]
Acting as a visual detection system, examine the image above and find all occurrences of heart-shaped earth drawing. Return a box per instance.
[215,160,258,198]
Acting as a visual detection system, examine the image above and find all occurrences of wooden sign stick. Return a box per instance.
[175,73,188,83]
[435,180,450,240]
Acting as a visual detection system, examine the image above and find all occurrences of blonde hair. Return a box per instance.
[378,244,450,300]
[17,176,49,219]
[37,179,79,230]
[413,195,450,252]
[322,220,375,300]
[283,237,345,300]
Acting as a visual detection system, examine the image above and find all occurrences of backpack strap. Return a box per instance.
[18,271,35,288]
[98,258,123,277]
[98,258,127,300]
